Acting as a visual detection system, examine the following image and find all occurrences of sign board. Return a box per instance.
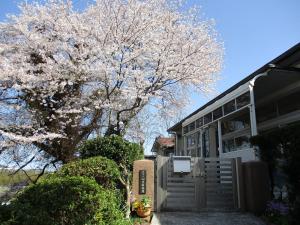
[173,156,191,173]
[139,170,146,194]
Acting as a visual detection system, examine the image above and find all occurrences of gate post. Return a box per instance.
[231,158,238,209]
[235,157,246,211]
[156,156,168,212]
[199,158,206,208]
[132,160,155,210]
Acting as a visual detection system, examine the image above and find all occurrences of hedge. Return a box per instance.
[79,135,144,170]
[4,176,125,225]
[55,156,121,189]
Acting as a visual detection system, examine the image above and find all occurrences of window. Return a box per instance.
[204,113,212,124]
[186,133,196,156]
[236,92,250,109]
[223,138,234,153]
[235,135,250,150]
[222,135,250,153]
[221,110,250,134]
[202,129,210,157]
[197,132,202,157]
[188,122,195,132]
[186,134,196,148]
[196,118,203,128]
[183,126,188,134]
[190,148,197,157]
[224,99,236,115]
[213,107,223,120]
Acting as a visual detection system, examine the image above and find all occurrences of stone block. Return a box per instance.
[132,160,154,209]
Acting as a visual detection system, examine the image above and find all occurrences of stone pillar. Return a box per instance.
[132,160,154,210]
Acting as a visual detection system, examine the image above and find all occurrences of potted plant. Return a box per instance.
[132,195,152,218]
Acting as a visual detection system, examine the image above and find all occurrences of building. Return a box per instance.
[151,136,175,156]
[168,43,300,162]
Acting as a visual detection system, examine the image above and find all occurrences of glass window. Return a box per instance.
[186,134,196,148]
[188,122,195,132]
[204,113,212,124]
[236,92,250,109]
[235,135,250,150]
[197,132,202,157]
[186,149,191,156]
[213,107,223,120]
[202,129,210,157]
[196,118,203,128]
[221,110,250,134]
[224,99,236,115]
[197,132,201,146]
[183,126,188,134]
[191,148,197,157]
[223,135,250,153]
[223,138,234,153]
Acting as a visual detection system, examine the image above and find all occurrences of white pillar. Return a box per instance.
[248,71,269,136]
[249,83,258,136]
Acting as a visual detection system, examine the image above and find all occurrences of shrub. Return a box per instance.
[0,204,12,224]
[6,176,125,225]
[250,123,300,225]
[78,135,144,218]
[79,135,144,170]
[55,156,121,189]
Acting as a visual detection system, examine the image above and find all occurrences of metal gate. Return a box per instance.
[156,156,244,212]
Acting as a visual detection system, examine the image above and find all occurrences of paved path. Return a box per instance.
[152,212,266,225]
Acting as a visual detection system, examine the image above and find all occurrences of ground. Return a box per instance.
[151,212,266,225]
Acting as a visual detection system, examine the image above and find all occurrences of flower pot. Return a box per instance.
[136,207,151,218]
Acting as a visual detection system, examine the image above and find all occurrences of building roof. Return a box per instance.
[151,136,175,152]
[168,42,300,132]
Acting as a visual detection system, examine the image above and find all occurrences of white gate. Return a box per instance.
[156,156,244,212]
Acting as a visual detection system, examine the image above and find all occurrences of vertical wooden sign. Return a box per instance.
[139,170,147,194]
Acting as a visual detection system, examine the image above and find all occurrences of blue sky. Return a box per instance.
[188,0,300,112]
[1,0,300,153]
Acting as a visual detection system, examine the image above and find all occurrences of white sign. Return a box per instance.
[173,156,191,173]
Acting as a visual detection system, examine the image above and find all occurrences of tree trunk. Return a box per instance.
[119,165,132,219]
[125,178,131,219]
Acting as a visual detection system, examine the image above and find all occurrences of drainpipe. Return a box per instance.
[248,71,269,136]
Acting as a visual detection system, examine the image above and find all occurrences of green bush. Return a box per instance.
[6,176,125,225]
[55,156,121,189]
[0,204,12,224]
[79,135,144,170]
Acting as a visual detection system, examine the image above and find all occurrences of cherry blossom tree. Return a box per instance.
[0,0,223,169]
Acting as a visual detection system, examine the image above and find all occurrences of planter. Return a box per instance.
[136,207,151,218]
